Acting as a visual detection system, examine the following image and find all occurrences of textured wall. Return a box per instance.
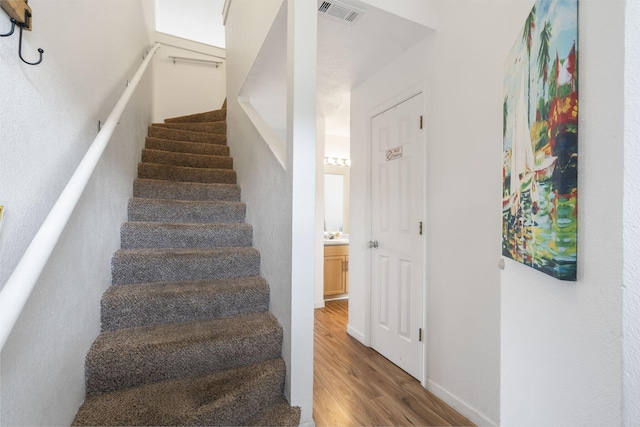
[152,32,226,122]
[501,0,624,425]
[225,0,315,422]
[0,0,155,424]
[624,1,640,424]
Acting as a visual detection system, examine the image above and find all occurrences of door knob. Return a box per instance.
[368,240,379,249]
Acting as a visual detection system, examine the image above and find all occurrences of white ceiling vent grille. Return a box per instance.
[318,1,364,25]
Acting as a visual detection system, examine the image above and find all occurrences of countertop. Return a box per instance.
[324,239,349,246]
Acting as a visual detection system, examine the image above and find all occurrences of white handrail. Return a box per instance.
[0,43,161,351]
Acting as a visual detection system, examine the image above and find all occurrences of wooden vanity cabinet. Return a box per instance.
[324,245,349,297]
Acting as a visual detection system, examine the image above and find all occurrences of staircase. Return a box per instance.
[72,104,301,426]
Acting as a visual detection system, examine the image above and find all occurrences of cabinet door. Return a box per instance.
[324,255,346,296]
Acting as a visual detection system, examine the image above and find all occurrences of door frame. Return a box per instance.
[363,81,430,387]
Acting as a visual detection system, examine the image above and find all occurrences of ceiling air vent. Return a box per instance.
[318,1,364,25]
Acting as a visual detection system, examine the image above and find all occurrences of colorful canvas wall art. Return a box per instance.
[502,0,578,281]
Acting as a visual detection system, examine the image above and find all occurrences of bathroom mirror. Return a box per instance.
[324,165,350,234]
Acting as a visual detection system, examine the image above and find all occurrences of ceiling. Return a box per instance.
[316,0,433,137]
[214,0,433,139]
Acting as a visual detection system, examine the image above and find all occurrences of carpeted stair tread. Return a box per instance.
[148,126,227,145]
[121,222,253,249]
[128,198,245,223]
[133,179,241,202]
[112,246,260,285]
[74,107,301,425]
[247,398,302,427]
[85,312,282,395]
[164,109,226,124]
[141,149,233,170]
[138,162,237,184]
[152,121,226,135]
[75,358,289,426]
[145,136,230,156]
[101,276,270,331]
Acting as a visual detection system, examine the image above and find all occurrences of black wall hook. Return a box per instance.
[1,17,15,37]
[17,23,43,65]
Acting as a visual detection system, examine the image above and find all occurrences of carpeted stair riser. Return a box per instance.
[128,198,245,224]
[247,398,303,427]
[152,121,226,135]
[138,162,237,184]
[133,179,241,202]
[142,149,233,170]
[164,108,226,124]
[145,136,230,156]
[101,276,270,331]
[112,247,260,285]
[147,126,227,145]
[120,222,253,249]
[85,312,282,395]
[74,358,288,427]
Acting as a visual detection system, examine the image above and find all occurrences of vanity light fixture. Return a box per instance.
[324,157,351,167]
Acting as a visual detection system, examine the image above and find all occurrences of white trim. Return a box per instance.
[155,32,226,57]
[367,82,427,118]
[427,379,498,427]
[299,419,316,427]
[346,324,367,344]
[222,0,232,25]
[237,96,287,169]
[0,43,161,352]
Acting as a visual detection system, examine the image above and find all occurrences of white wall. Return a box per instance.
[237,7,288,165]
[501,0,625,425]
[0,1,155,425]
[325,134,350,159]
[349,0,636,425]
[225,0,316,422]
[350,22,501,427]
[153,32,226,122]
[351,0,630,423]
[155,0,225,48]
[624,1,640,425]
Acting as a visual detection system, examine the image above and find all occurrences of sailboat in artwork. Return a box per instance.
[509,74,536,214]
[510,71,560,213]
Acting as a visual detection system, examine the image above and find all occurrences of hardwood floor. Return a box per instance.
[313,300,474,427]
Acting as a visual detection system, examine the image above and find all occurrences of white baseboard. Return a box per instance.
[427,379,497,427]
[299,418,316,427]
[324,295,348,302]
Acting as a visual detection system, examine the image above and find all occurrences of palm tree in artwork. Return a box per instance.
[522,5,536,127]
[537,21,553,96]
[503,96,509,138]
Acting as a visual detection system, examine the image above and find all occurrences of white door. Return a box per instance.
[370,93,425,380]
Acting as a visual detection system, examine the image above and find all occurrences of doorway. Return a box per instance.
[369,92,426,381]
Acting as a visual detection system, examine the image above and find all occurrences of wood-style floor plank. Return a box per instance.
[314,299,475,427]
